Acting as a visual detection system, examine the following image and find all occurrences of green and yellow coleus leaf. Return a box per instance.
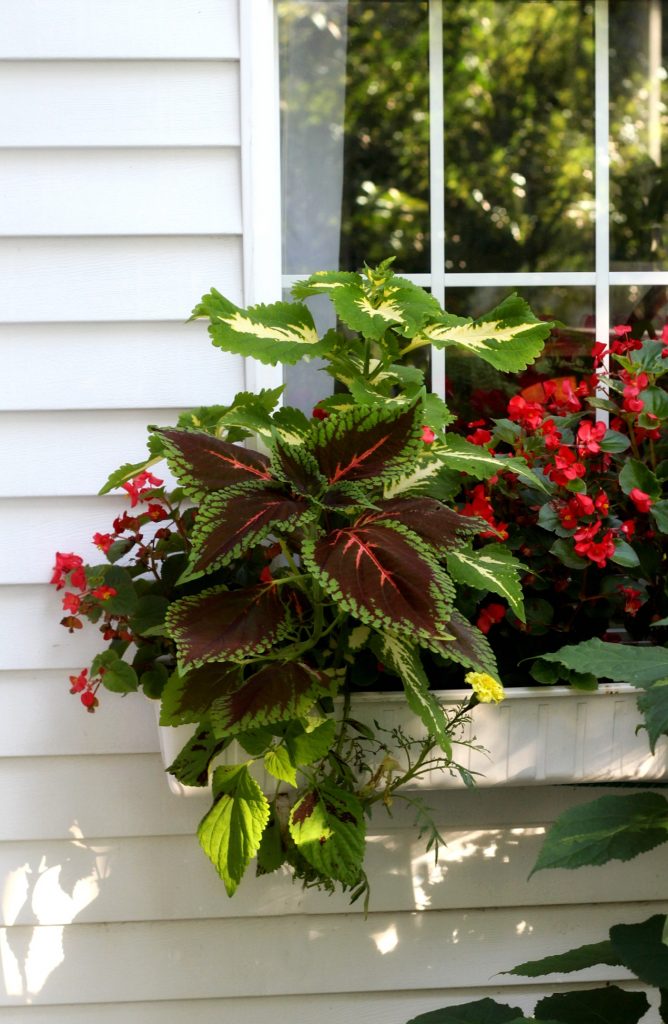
[446,543,527,620]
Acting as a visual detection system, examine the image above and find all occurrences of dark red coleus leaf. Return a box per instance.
[159,663,243,726]
[166,584,291,667]
[311,402,420,485]
[210,661,334,736]
[158,428,271,500]
[189,486,311,574]
[302,522,454,642]
[271,439,326,495]
[360,496,486,552]
[430,608,498,674]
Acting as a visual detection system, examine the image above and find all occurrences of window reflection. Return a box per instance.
[610,0,668,269]
[611,283,668,336]
[443,1,595,273]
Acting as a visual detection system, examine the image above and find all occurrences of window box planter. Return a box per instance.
[155,683,668,797]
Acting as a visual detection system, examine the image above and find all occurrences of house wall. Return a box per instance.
[0,2,665,1020]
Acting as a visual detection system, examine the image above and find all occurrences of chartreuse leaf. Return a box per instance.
[285,719,337,765]
[531,793,668,875]
[374,633,452,756]
[198,764,270,896]
[289,781,366,886]
[195,289,330,366]
[610,914,668,987]
[536,637,668,686]
[636,677,668,752]
[405,998,525,1024]
[534,986,649,1024]
[418,294,553,372]
[264,745,297,787]
[507,940,621,977]
[446,544,526,620]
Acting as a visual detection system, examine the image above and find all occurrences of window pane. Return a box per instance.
[279,1,430,274]
[442,1,595,273]
[441,287,595,421]
[611,282,668,335]
[610,0,668,269]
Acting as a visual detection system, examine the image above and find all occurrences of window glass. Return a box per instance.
[442,1,595,274]
[610,0,668,269]
[611,282,668,335]
[279,1,430,274]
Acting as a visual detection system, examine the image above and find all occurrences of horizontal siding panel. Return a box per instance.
[0,672,158,757]
[0,0,239,59]
[0,413,182,499]
[1,498,128,583]
[0,149,242,236]
[1,753,204,841]
[0,236,242,323]
[3,985,665,1024]
[0,985,658,1024]
[1,905,660,1005]
[0,62,239,147]
[0,586,138,668]
[1,821,665,925]
[0,321,244,411]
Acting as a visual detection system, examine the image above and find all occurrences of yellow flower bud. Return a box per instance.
[465,671,505,704]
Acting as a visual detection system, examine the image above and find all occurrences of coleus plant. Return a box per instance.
[53,261,554,899]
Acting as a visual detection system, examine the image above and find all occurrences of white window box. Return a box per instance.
[155,683,668,797]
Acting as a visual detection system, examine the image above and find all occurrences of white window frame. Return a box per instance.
[242,0,668,401]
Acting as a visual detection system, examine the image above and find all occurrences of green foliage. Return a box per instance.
[198,764,270,896]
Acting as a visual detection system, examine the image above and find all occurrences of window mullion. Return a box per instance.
[595,0,610,420]
[429,0,445,399]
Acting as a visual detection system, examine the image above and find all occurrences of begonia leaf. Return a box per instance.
[166,584,292,667]
[618,457,662,500]
[536,637,668,686]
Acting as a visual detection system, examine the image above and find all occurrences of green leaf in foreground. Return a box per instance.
[198,764,270,896]
[507,939,621,977]
[636,677,668,753]
[531,792,668,875]
[446,544,526,620]
[289,782,366,887]
[610,914,668,988]
[537,637,668,687]
[405,997,525,1024]
[534,985,649,1024]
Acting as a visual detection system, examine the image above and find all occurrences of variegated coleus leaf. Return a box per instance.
[430,608,498,675]
[209,661,335,738]
[312,400,422,487]
[193,288,331,366]
[166,583,293,668]
[446,543,526,620]
[158,427,271,501]
[159,664,243,726]
[373,632,453,756]
[186,485,313,576]
[418,294,554,372]
[291,269,362,299]
[361,496,487,554]
[302,522,455,645]
[270,438,327,495]
[439,434,547,489]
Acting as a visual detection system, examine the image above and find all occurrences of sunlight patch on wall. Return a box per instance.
[371,922,398,955]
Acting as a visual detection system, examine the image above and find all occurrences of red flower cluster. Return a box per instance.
[121,470,164,507]
[476,602,506,634]
[461,483,508,540]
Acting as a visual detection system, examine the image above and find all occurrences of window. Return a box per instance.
[276,0,668,409]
